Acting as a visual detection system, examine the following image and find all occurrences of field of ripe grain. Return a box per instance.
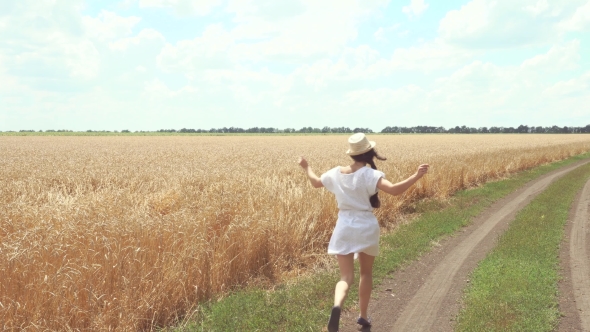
[1,134,590,330]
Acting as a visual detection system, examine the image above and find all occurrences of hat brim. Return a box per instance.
[346,141,376,156]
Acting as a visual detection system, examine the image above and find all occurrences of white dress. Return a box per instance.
[320,166,385,257]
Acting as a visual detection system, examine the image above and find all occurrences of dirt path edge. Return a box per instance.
[558,177,590,332]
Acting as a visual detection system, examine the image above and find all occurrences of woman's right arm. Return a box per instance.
[377,164,429,196]
[298,156,324,188]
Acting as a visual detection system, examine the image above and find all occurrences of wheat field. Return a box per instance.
[1,134,590,331]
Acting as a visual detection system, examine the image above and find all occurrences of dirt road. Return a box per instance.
[559,178,590,332]
[338,159,590,332]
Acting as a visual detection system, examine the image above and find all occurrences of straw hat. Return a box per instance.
[346,133,376,156]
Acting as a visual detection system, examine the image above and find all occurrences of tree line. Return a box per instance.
[160,124,590,134]
[9,124,590,134]
[381,125,590,134]
[157,126,375,134]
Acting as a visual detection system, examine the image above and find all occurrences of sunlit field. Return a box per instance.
[2,135,590,330]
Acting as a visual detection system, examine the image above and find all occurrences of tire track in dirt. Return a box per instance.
[559,178,590,332]
[338,159,590,332]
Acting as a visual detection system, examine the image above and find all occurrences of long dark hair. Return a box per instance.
[351,149,387,208]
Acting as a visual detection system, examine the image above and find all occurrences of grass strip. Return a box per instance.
[172,153,590,332]
[456,161,590,332]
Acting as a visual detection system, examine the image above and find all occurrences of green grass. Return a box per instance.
[169,153,590,332]
[455,161,590,332]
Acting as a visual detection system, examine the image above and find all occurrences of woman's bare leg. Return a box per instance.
[334,253,355,307]
[358,252,375,320]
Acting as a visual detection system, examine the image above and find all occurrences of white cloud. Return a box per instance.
[156,24,233,73]
[439,0,494,43]
[153,0,390,70]
[138,0,223,15]
[343,85,425,111]
[227,0,388,60]
[226,0,306,22]
[544,71,590,97]
[109,28,165,51]
[374,23,401,42]
[0,55,22,94]
[0,1,101,81]
[523,0,548,17]
[1,0,589,131]
[402,0,429,19]
[427,44,587,125]
[439,0,589,48]
[559,1,590,31]
[385,40,475,72]
[324,42,588,127]
[62,39,101,79]
[521,40,580,72]
[374,27,385,41]
[83,10,141,42]
[286,45,385,90]
[143,79,198,97]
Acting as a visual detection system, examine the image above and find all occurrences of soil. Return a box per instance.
[334,159,590,332]
[558,177,590,332]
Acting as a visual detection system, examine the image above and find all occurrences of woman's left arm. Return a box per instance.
[377,164,429,196]
[298,156,324,188]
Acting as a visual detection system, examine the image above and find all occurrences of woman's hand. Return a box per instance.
[298,156,323,188]
[298,156,309,169]
[415,164,430,178]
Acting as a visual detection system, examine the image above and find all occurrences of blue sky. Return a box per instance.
[0,0,589,131]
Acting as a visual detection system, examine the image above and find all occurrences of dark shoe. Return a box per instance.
[357,316,372,328]
[327,306,341,332]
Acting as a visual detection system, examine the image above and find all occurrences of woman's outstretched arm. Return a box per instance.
[298,156,324,188]
[377,164,429,196]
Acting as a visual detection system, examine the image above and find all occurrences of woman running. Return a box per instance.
[298,133,429,332]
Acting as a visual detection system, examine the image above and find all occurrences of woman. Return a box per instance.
[298,133,429,332]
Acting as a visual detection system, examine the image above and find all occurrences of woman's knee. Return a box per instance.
[358,253,375,276]
[340,273,354,285]
[359,271,372,281]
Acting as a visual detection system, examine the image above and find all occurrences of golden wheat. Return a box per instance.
[1,134,590,330]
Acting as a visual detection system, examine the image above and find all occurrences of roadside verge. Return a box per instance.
[455,160,590,331]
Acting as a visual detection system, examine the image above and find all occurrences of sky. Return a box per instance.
[0,0,589,132]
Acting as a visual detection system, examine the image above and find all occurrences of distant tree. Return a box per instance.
[516,125,529,133]
[381,126,396,133]
[353,127,373,133]
[179,128,197,133]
